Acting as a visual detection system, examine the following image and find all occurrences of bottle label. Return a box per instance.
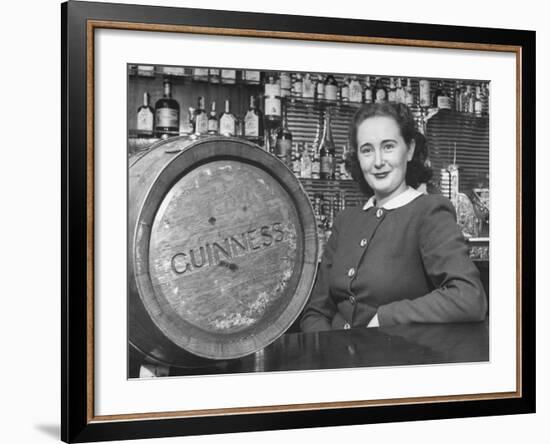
[137,108,154,132]
[264,97,281,117]
[375,89,387,103]
[193,68,208,78]
[325,85,338,101]
[405,92,414,105]
[475,100,483,114]
[221,70,236,80]
[244,71,260,83]
[292,80,303,97]
[349,83,362,102]
[276,139,292,158]
[208,119,219,133]
[265,83,281,97]
[388,91,396,102]
[220,115,235,136]
[292,160,302,176]
[316,82,325,99]
[341,85,349,101]
[311,160,320,177]
[244,112,259,137]
[195,114,208,134]
[321,156,334,175]
[437,96,452,110]
[280,74,291,90]
[155,108,178,129]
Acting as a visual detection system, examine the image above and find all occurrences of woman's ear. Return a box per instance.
[407,138,416,162]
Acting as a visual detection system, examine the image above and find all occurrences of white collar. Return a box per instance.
[363,186,423,211]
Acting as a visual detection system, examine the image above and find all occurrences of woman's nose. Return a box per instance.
[374,149,385,168]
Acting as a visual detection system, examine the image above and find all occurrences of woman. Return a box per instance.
[300,102,487,332]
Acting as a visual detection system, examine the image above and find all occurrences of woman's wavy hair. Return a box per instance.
[345,102,433,196]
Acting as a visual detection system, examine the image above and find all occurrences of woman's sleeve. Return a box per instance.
[377,197,488,326]
[299,211,343,332]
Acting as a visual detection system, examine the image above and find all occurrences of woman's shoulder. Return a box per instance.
[412,193,455,213]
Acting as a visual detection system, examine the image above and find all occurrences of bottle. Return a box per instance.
[481,82,490,116]
[302,73,315,100]
[374,77,387,103]
[324,75,338,101]
[207,101,219,135]
[275,106,293,166]
[395,78,405,104]
[243,70,261,85]
[181,107,195,135]
[311,143,321,179]
[154,79,180,138]
[364,76,373,103]
[280,72,292,98]
[419,79,431,108]
[264,74,282,123]
[292,142,303,177]
[136,92,154,137]
[466,85,475,113]
[349,75,362,103]
[219,100,237,136]
[454,81,463,112]
[388,77,397,103]
[315,74,325,102]
[292,73,303,100]
[340,143,351,180]
[474,84,483,116]
[340,78,350,102]
[192,67,209,82]
[193,96,208,135]
[434,81,451,110]
[209,68,220,84]
[244,95,264,145]
[319,109,336,180]
[221,69,236,84]
[301,143,313,179]
[405,78,414,106]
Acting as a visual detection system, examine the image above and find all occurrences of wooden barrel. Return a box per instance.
[129,136,318,365]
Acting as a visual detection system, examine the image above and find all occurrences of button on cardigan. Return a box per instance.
[300,191,487,332]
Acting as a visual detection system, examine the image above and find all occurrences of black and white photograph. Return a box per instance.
[127,64,491,379]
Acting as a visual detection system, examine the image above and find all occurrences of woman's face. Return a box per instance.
[356,115,415,206]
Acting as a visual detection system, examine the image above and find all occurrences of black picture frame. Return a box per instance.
[61,1,536,442]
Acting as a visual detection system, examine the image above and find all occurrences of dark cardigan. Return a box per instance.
[300,193,487,332]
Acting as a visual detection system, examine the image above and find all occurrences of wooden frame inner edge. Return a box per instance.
[85,19,523,423]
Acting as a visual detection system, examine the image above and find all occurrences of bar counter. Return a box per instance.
[148,320,489,377]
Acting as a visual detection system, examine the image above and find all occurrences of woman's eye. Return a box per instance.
[383,144,395,151]
[359,146,373,154]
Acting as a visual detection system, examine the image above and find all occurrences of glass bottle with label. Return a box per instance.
[363,76,373,104]
[275,106,293,166]
[207,101,219,135]
[374,77,387,103]
[280,72,292,98]
[340,77,350,102]
[208,68,220,84]
[264,74,282,123]
[405,78,415,106]
[319,109,336,180]
[244,95,264,146]
[292,73,303,100]
[154,79,180,139]
[302,73,315,100]
[301,143,313,179]
[395,78,405,104]
[466,85,475,113]
[221,69,236,85]
[219,100,237,136]
[388,77,397,103]
[315,74,325,102]
[349,75,362,103]
[193,96,208,135]
[434,81,451,110]
[454,81,463,112]
[419,79,431,108]
[136,92,154,137]
[474,84,483,116]
[339,143,351,180]
[181,107,195,136]
[481,82,490,116]
[324,75,338,101]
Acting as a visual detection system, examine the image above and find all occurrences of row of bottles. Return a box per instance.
[136,79,352,181]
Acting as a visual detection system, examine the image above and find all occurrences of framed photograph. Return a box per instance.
[62,0,535,442]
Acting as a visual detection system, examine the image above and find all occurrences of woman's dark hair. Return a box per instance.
[345,102,433,196]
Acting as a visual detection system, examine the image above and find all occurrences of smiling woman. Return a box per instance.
[300,102,488,332]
